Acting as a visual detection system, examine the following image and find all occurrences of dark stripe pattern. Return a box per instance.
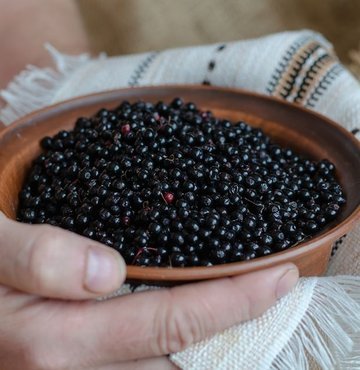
[202,44,227,86]
[305,64,344,107]
[331,234,347,257]
[267,35,344,108]
[128,52,158,87]
[266,35,312,95]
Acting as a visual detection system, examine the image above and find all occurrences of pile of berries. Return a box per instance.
[17,98,346,267]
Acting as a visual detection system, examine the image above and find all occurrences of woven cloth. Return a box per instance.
[1,30,360,370]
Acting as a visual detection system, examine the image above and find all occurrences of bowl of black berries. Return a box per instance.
[0,86,359,284]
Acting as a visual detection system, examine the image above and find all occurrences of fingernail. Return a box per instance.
[85,246,124,293]
[276,267,299,299]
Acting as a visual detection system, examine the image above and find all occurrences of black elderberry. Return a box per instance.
[171,253,186,267]
[17,98,345,267]
[76,214,89,227]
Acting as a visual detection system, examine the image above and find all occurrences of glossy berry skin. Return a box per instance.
[163,192,175,204]
[18,98,345,267]
[121,124,131,135]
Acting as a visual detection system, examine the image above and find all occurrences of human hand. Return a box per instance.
[0,212,298,369]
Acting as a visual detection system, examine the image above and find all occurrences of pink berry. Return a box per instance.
[121,124,131,135]
[122,216,130,225]
[164,192,174,204]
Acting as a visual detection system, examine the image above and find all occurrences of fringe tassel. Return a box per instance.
[0,44,99,125]
[271,276,360,370]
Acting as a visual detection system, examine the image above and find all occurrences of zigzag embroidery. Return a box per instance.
[275,42,322,99]
[128,52,158,87]
[294,53,333,103]
[305,64,344,108]
[266,35,312,94]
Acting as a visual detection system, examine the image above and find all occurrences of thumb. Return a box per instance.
[0,212,126,299]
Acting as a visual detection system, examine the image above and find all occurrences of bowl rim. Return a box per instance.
[1,84,360,281]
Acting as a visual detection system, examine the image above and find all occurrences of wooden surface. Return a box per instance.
[0,85,359,283]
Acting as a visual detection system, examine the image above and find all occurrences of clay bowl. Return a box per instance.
[0,85,359,284]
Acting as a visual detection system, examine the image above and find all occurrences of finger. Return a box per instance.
[0,212,126,299]
[63,263,298,364]
[94,357,178,370]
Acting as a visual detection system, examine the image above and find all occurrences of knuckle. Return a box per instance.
[156,290,205,354]
[27,227,62,292]
[226,277,252,322]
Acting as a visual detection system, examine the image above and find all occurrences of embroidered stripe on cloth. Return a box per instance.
[1,30,360,370]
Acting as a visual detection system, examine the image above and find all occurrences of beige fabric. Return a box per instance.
[77,0,360,64]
